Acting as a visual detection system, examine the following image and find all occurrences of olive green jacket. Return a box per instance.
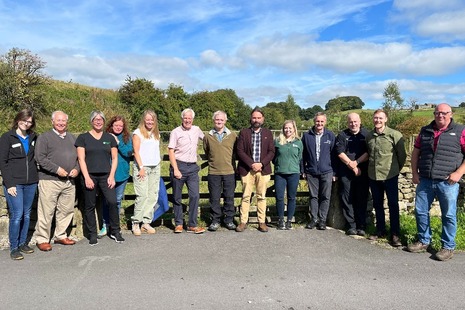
[366,126,406,181]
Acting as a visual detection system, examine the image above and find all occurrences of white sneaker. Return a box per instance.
[132,222,141,236]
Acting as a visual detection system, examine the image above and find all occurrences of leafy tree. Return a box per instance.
[381,81,410,129]
[299,105,324,120]
[160,84,190,131]
[459,102,465,108]
[264,94,300,121]
[382,81,404,112]
[118,76,164,128]
[0,47,50,112]
[325,96,364,111]
[262,106,285,130]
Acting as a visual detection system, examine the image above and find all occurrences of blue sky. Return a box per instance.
[1,0,465,109]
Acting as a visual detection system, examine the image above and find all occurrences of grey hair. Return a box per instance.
[212,110,227,121]
[90,110,105,123]
[51,110,68,121]
[181,108,195,119]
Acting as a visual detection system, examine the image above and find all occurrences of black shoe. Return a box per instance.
[225,222,237,230]
[317,222,327,230]
[89,235,98,246]
[10,249,24,260]
[346,228,357,236]
[285,221,293,230]
[357,229,366,236]
[19,244,34,254]
[208,222,220,232]
[110,232,125,243]
[305,221,317,229]
[277,218,286,230]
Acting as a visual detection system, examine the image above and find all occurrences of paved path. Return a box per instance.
[1,226,464,309]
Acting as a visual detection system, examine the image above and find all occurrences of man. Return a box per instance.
[407,103,465,261]
[301,112,337,230]
[168,108,205,234]
[203,111,237,232]
[236,107,275,232]
[366,109,406,247]
[34,111,79,251]
[335,113,369,236]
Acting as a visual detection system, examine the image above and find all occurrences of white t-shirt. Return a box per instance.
[133,128,161,166]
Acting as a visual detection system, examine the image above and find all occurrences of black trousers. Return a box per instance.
[83,173,119,238]
[339,174,369,230]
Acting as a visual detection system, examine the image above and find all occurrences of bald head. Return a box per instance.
[434,103,453,129]
[347,113,361,134]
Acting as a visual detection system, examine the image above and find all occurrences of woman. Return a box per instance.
[0,109,39,260]
[75,111,123,245]
[131,110,161,236]
[273,120,303,230]
[98,115,133,238]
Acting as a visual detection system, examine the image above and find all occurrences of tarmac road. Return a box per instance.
[1,226,464,310]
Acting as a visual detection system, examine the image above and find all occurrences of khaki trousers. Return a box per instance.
[240,171,270,224]
[34,179,76,243]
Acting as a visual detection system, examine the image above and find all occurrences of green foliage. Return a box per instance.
[263,94,301,129]
[35,80,128,133]
[400,213,465,250]
[299,105,324,121]
[118,76,164,128]
[382,81,404,111]
[459,102,465,108]
[325,96,364,111]
[0,47,50,113]
[395,116,430,136]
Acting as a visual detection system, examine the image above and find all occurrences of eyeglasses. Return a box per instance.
[433,111,451,116]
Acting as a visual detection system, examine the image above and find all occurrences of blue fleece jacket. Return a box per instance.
[301,127,337,176]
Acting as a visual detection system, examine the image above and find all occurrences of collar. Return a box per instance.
[53,128,67,138]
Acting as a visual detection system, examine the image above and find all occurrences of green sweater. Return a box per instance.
[273,138,303,174]
[366,126,406,181]
[203,128,237,175]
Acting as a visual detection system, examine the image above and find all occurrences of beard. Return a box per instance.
[252,122,262,128]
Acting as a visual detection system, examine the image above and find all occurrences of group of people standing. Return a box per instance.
[1,103,462,262]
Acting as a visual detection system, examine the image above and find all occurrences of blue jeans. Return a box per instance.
[102,180,128,227]
[275,173,300,221]
[4,183,38,252]
[369,175,400,236]
[415,178,458,249]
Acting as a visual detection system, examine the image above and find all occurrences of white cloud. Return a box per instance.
[414,10,465,40]
[391,0,465,41]
[237,36,465,75]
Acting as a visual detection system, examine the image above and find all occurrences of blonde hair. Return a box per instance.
[278,120,299,145]
[138,110,160,140]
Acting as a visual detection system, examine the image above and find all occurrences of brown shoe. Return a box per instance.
[37,243,52,251]
[390,235,402,247]
[258,223,268,233]
[141,223,156,234]
[54,238,75,245]
[174,225,183,233]
[187,226,205,234]
[235,223,247,232]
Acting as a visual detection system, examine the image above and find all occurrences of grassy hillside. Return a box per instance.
[0,80,128,134]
